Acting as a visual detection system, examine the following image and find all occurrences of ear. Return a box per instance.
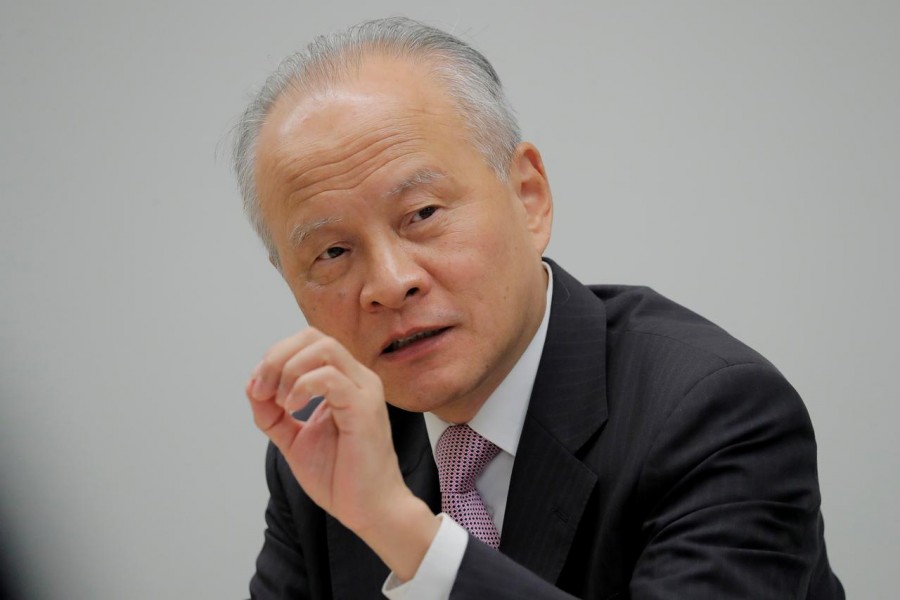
[268,252,284,275]
[509,142,553,254]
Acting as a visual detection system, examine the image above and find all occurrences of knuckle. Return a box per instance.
[300,327,324,345]
[277,377,293,397]
[293,370,326,397]
[258,353,280,377]
[310,337,339,366]
[252,410,274,432]
[362,368,383,391]
[318,370,337,394]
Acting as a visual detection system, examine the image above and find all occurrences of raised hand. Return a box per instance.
[246,327,439,580]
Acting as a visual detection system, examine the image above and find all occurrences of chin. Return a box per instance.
[384,393,444,414]
[382,381,458,415]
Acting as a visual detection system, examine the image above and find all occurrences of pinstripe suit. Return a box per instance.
[249,260,843,599]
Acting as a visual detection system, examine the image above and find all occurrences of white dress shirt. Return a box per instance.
[383,263,553,599]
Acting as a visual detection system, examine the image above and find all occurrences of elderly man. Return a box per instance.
[234,17,843,599]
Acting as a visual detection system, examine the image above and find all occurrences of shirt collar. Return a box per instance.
[424,262,553,457]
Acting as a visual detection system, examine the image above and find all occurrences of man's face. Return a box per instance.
[253,57,552,422]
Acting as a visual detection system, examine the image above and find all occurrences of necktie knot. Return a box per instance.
[436,424,501,493]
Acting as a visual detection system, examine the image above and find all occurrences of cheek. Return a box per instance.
[295,285,352,327]
[434,210,512,265]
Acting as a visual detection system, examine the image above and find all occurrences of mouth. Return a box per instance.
[382,327,451,354]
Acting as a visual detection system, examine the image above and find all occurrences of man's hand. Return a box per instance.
[246,328,440,581]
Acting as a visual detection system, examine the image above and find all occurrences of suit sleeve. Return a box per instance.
[629,362,828,598]
[248,443,312,600]
[449,363,834,599]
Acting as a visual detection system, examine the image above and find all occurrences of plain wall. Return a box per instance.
[1,1,897,598]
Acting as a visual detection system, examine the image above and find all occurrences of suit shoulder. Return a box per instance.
[589,284,774,371]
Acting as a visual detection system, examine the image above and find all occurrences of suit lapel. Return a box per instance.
[391,406,441,514]
[325,408,437,599]
[500,260,609,583]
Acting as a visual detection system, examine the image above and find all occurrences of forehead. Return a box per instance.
[254,57,469,199]
[260,93,428,195]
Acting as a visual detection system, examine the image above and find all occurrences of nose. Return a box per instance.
[360,238,430,311]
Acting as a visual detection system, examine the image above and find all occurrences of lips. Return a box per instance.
[382,327,450,354]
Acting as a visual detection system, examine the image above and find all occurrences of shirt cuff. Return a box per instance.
[382,514,468,600]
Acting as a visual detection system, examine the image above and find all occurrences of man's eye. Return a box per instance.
[411,206,437,222]
[318,247,346,260]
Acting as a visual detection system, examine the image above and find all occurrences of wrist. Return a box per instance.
[355,492,440,582]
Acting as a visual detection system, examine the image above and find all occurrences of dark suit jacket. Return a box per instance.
[249,260,843,599]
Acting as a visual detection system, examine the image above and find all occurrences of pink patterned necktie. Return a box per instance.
[435,424,501,548]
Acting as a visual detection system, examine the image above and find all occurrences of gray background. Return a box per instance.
[1,1,897,598]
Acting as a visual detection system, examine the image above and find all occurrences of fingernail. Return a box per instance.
[252,376,265,399]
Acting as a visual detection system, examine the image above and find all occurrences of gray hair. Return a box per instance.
[231,17,521,266]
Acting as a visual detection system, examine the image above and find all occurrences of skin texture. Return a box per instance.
[246,55,553,581]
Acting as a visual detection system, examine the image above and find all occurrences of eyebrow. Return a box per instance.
[288,169,446,248]
[289,216,343,248]
[383,168,446,200]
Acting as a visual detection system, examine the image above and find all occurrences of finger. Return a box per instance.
[283,365,357,414]
[246,377,303,452]
[285,363,387,440]
[275,337,349,407]
[307,396,333,427]
[287,399,338,483]
[251,328,325,401]
[275,335,378,407]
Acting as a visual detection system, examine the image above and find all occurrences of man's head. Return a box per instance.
[234,17,523,268]
[234,17,553,422]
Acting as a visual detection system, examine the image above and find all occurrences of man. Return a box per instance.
[234,17,843,599]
